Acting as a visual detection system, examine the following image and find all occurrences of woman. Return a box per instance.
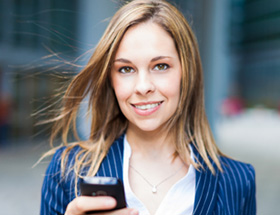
[40,0,256,214]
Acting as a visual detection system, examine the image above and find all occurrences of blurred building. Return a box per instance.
[0,0,118,141]
[0,0,75,141]
[231,0,280,109]
[0,0,279,142]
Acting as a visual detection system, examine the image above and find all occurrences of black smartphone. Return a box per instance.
[80,176,127,214]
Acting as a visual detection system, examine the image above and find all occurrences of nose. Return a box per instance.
[135,71,155,95]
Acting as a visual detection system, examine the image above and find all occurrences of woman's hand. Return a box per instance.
[65,196,138,215]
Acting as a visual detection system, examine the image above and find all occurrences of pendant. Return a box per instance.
[152,186,157,193]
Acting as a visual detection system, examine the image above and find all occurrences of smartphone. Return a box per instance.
[80,176,126,214]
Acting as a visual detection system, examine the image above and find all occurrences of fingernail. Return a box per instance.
[130,209,139,215]
[105,198,116,206]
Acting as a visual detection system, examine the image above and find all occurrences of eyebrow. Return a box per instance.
[113,56,172,63]
[151,56,172,62]
[113,58,131,63]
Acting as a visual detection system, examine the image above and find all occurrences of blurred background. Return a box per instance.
[0,0,279,214]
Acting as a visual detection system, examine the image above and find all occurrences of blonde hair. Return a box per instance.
[43,0,223,194]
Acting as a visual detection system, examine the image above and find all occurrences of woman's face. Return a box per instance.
[110,22,182,134]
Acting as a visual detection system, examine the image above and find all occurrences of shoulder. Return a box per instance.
[43,145,84,190]
[44,145,83,188]
[47,145,82,173]
[218,156,256,201]
[214,156,256,213]
[219,156,255,183]
[45,135,124,183]
[48,135,124,176]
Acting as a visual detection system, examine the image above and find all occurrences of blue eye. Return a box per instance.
[119,67,134,74]
[154,64,169,71]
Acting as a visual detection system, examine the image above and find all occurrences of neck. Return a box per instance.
[126,125,176,159]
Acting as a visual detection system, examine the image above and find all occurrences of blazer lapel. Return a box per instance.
[192,146,219,215]
[96,135,125,180]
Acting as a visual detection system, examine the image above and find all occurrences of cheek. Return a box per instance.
[112,77,130,103]
[157,73,181,99]
[165,84,181,102]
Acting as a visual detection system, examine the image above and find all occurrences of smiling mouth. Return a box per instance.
[132,101,163,110]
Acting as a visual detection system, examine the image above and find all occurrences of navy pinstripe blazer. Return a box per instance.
[41,134,256,215]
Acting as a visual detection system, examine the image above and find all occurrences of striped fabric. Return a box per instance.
[40,134,256,214]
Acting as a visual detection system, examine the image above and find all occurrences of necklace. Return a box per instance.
[129,164,185,194]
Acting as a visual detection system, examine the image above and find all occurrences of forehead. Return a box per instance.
[114,22,178,59]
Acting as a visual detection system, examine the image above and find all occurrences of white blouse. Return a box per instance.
[123,135,196,215]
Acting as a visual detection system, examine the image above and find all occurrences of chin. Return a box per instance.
[134,123,166,133]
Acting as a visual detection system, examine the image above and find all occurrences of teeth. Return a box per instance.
[134,102,161,110]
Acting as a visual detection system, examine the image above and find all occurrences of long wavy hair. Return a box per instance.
[42,0,223,194]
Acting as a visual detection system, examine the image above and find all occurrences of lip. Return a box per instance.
[131,101,163,116]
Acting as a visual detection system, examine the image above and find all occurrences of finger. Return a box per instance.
[92,208,139,215]
[66,196,117,214]
[115,208,139,215]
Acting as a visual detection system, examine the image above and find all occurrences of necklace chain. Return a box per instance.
[129,164,185,194]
